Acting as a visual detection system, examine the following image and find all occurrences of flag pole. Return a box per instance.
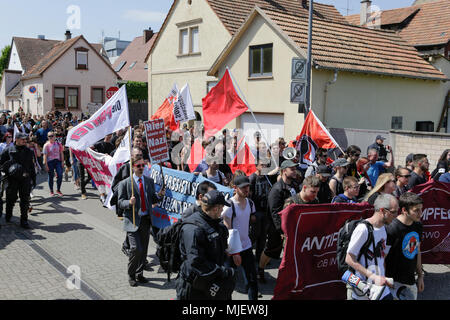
[128,125,136,227]
[226,67,279,168]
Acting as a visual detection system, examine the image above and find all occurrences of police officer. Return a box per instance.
[176,190,236,300]
[0,132,36,229]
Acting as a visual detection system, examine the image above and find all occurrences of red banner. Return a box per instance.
[411,180,450,264]
[273,181,450,300]
[273,203,373,300]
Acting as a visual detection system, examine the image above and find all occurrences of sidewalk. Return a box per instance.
[0,173,280,300]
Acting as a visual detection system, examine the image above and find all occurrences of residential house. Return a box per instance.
[146,0,346,131]
[346,0,450,132]
[207,5,447,142]
[0,31,119,116]
[104,36,132,65]
[113,29,157,84]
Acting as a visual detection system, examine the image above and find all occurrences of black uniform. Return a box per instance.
[176,209,235,300]
[0,143,36,227]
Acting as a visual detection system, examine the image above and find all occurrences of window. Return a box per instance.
[191,27,199,53]
[391,116,403,130]
[179,29,189,55]
[92,87,104,104]
[54,87,66,109]
[75,47,89,69]
[249,44,273,77]
[54,86,80,110]
[68,88,79,108]
[115,61,126,72]
[179,27,200,55]
[129,61,137,69]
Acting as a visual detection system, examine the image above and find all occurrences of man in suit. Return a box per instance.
[118,155,165,287]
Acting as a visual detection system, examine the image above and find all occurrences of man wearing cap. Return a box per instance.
[177,190,236,300]
[305,148,328,178]
[329,158,350,198]
[368,135,389,162]
[0,132,36,229]
[258,160,300,283]
[222,175,258,300]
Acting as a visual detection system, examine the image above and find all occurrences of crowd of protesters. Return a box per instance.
[0,107,449,300]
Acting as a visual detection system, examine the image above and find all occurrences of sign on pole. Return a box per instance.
[106,86,119,99]
[291,58,307,80]
[144,118,170,164]
[290,81,306,103]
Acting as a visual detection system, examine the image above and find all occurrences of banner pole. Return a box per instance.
[128,126,135,227]
[226,67,279,168]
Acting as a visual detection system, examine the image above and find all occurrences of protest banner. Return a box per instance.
[273,203,374,300]
[145,165,233,229]
[71,149,115,190]
[144,119,170,164]
[411,180,450,264]
[66,85,129,151]
[173,84,196,123]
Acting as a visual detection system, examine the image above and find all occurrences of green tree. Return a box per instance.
[0,45,12,82]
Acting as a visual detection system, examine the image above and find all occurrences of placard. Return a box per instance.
[144,118,170,164]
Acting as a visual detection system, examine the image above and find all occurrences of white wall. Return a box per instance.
[7,42,23,72]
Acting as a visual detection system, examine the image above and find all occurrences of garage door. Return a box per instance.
[240,113,284,149]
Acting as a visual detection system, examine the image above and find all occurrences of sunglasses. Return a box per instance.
[134,164,145,168]
[48,135,55,138]
[399,175,411,178]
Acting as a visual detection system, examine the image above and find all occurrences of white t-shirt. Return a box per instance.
[221,198,255,251]
[347,221,391,300]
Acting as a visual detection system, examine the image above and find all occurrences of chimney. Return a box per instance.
[65,30,72,40]
[143,28,154,44]
[360,0,372,26]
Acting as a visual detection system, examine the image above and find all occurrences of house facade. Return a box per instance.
[146,0,345,127]
[0,33,119,116]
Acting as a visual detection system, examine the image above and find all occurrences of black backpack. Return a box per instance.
[336,218,375,277]
[155,220,203,282]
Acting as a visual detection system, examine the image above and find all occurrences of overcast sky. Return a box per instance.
[0,0,415,49]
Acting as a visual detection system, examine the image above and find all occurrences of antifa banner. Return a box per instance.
[273,203,374,300]
[145,165,234,229]
[411,180,450,264]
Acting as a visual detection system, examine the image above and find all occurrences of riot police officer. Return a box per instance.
[0,132,36,229]
[176,190,236,300]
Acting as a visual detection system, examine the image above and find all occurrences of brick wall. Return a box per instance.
[390,130,450,171]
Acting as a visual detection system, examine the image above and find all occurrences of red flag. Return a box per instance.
[296,111,339,166]
[187,139,206,172]
[229,137,257,176]
[151,88,179,132]
[202,69,248,139]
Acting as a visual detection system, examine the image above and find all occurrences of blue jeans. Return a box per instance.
[48,159,63,192]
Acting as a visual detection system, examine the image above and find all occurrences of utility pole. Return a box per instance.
[299,0,313,119]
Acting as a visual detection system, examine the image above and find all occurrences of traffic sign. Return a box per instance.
[106,86,119,99]
[291,58,307,80]
[290,81,306,103]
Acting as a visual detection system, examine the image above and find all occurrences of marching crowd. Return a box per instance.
[0,107,449,301]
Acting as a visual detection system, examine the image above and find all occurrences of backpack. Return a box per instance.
[336,218,375,277]
[155,219,208,282]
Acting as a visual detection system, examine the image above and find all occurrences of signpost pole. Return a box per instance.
[304,0,314,119]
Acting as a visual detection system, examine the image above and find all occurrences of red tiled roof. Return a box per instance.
[15,36,117,80]
[399,0,450,46]
[346,6,420,27]
[346,0,450,47]
[147,0,346,62]
[112,33,157,83]
[213,6,446,81]
[207,0,347,35]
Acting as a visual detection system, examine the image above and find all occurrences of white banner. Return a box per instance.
[66,86,130,151]
[173,84,195,123]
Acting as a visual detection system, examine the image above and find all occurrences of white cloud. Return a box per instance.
[122,10,166,23]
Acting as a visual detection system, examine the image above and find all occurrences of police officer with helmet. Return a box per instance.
[0,132,36,229]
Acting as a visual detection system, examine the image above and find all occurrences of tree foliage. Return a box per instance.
[122,81,148,101]
[0,45,12,82]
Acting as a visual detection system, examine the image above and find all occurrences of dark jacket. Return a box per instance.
[178,210,234,300]
[0,144,36,183]
[267,178,299,232]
